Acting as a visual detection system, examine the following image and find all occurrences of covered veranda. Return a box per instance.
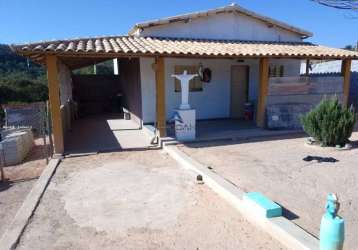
[12,36,358,154]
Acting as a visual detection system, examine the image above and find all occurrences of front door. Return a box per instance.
[230,65,249,118]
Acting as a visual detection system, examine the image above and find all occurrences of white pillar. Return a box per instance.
[113,58,119,75]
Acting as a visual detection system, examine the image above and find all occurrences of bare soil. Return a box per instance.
[0,138,49,237]
[17,149,284,250]
[179,132,358,250]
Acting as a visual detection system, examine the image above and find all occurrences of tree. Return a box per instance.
[311,0,358,10]
[343,44,357,51]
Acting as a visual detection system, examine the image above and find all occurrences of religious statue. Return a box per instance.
[171,70,198,110]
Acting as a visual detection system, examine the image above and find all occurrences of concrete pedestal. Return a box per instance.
[174,109,196,141]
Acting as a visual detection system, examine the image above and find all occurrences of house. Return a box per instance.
[11,4,358,154]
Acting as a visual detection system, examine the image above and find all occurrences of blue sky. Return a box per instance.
[0,0,357,48]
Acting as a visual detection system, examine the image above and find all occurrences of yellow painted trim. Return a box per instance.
[155,57,167,137]
[342,59,352,107]
[256,58,269,128]
[46,55,64,154]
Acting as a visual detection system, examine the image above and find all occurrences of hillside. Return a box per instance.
[0,44,48,104]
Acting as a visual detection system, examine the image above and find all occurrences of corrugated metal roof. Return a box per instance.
[12,36,358,65]
[301,60,358,74]
[129,4,313,38]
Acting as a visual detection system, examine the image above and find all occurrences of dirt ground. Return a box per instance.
[0,138,49,237]
[17,149,284,250]
[179,132,358,250]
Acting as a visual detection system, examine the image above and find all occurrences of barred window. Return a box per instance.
[269,65,284,77]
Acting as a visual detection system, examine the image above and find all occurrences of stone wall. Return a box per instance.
[0,128,33,166]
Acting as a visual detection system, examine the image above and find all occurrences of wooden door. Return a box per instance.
[230,65,249,118]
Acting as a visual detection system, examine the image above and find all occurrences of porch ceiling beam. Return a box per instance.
[46,55,64,155]
[342,58,352,106]
[256,57,270,128]
[154,57,167,137]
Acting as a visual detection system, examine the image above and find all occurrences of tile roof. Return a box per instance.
[12,36,358,64]
[129,4,313,38]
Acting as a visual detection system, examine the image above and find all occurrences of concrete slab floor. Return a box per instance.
[165,119,304,142]
[65,114,152,155]
[16,150,284,250]
[178,132,358,250]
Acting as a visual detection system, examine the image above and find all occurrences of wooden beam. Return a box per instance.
[342,59,352,106]
[256,58,270,128]
[46,55,64,155]
[155,57,167,137]
[305,59,310,76]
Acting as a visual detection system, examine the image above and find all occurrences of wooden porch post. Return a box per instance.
[305,59,310,76]
[342,59,352,107]
[46,55,64,155]
[155,57,167,137]
[256,57,269,128]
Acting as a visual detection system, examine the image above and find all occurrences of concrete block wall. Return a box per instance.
[0,129,33,166]
[266,76,344,129]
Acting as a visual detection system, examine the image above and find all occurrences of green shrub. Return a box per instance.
[300,97,356,147]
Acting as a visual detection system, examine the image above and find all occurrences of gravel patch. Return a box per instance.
[179,132,358,249]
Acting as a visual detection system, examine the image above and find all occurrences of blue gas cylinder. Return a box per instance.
[319,194,344,250]
[320,214,344,250]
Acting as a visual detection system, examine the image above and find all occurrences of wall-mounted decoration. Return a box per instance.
[201,68,212,83]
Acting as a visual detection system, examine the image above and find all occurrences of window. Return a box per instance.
[174,65,203,92]
[269,65,284,77]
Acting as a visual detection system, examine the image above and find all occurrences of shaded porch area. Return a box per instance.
[65,114,152,155]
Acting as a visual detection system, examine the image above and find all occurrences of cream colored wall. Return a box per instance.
[138,12,302,42]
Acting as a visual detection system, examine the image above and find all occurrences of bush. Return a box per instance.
[300,97,356,147]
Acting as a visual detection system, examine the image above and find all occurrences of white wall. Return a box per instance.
[140,57,303,123]
[140,57,264,123]
[270,59,301,76]
[138,12,302,42]
[140,57,156,123]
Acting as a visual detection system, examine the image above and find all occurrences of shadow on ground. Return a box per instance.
[0,176,39,192]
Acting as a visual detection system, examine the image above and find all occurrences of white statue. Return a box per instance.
[172,70,198,110]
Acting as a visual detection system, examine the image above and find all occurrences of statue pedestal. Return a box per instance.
[174,109,196,141]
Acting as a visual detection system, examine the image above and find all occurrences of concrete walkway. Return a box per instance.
[65,114,152,154]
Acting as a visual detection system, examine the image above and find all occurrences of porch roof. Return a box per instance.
[12,36,358,66]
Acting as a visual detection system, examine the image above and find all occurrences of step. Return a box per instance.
[243,192,282,218]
